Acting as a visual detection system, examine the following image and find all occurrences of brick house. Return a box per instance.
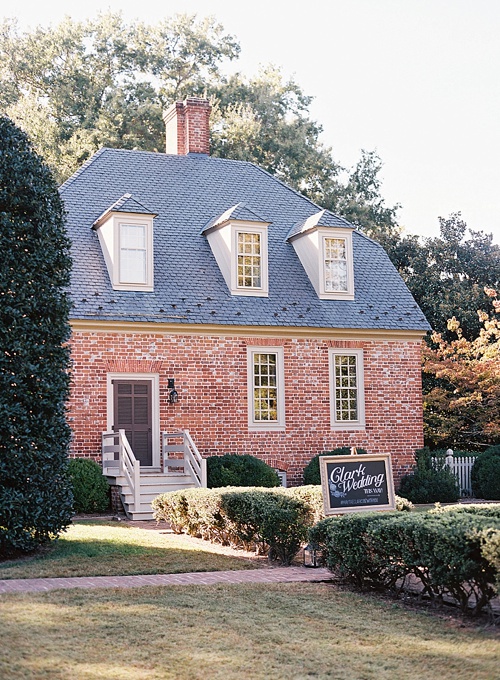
[61,97,430,518]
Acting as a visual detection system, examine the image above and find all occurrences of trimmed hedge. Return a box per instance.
[303,448,367,485]
[471,446,500,500]
[206,454,280,488]
[68,459,110,514]
[398,447,459,504]
[429,503,500,519]
[152,487,313,565]
[309,510,500,615]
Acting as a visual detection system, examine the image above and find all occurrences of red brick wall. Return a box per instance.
[68,331,424,487]
[163,98,211,155]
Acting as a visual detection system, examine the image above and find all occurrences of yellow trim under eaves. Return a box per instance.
[70,318,427,342]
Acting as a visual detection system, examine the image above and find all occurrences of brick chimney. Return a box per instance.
[163,97,212,155]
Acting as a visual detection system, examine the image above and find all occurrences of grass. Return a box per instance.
[0,520,261,579]
[1,582,498,680]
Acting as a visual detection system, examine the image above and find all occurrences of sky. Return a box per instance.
[5,0,500,243]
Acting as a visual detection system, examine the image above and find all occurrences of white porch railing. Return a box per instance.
[162,430,207,488]
[432,451,477,497]
[102,430,141,509]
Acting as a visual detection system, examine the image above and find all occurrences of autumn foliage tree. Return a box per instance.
[423,288,500,450]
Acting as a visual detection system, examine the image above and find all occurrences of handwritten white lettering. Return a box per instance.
[329,465,385,495]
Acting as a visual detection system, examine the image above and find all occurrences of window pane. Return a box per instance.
[238,232,261,288]
[253,352,278,421]
[334,354,358,421]
[120,249,146,283]
[324,237,348,292]
[120,224,147,284]
[121,224,146,249]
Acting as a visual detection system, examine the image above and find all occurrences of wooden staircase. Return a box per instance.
[102,430,206,520]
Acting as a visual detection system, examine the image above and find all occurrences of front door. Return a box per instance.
[113,380,152,466]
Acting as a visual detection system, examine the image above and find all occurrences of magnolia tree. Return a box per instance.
[423,288,500,450]
[0,116,73,554]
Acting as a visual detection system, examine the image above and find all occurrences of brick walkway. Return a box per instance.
[0,567,334,594]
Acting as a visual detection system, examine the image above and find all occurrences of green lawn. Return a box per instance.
[0,520,261,579]
[1,583,498,680]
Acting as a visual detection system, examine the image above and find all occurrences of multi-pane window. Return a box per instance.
[330,350,365,428]
[324,237,348,292]
[119,223,147,284]
[334,354,358,421]
[253,353,278,421]
[237,232,261,288]
[248,347,284,428]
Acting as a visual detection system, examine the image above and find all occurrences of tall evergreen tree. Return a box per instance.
[0,116,73,554]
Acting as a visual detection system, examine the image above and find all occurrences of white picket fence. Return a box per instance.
[432,451,477,497]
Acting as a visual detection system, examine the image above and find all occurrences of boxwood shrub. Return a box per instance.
[68,458,110,514]
[471,446,500,500]
[398,447,459,504]
[309,510,500,615]
[206,454,280,488]
[152,487,313,565]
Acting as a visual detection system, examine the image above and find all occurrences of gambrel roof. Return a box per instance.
[61,148,430,331]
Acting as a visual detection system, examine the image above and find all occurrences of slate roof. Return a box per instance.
[287,209,352,240]
[92,193,157,228]
[61,148,430,331]
[201,202,269,234]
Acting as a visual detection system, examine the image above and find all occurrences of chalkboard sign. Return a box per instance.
[319,453,395,515]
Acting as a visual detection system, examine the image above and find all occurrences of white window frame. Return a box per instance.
[231,224,268,297]
[318,229,354,300]
[329,349,365,429]
[106,373,160,468]
[247,346,285,430]
[113,215,154,291]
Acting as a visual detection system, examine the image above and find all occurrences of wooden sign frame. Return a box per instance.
[319,453,396,515]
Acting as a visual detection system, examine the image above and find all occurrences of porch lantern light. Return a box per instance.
[168,378,179,404]
[303,543,321,568]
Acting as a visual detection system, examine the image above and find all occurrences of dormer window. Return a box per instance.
[232,225,268,295]
[287,210,355,301]
[237,232,262,289]
[93,195,156,292]
[322,234,352,296]
[119,222,148,285]
[324,237,348,292]
[202,203,270,297]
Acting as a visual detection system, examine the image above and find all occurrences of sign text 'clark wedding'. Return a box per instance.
[319,453,395,515]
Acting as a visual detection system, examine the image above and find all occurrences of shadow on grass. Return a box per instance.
[0,520,261,579]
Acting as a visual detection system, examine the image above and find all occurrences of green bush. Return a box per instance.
[398,448,459,504]
[430,503,500,519]
[68,459,110,514]
[303,447,367,485]
[309,511,500,615]
[152,487,313,565]
[480,529,500,592]
[206,454,280,488]
[283,485,325,523]
[0,117,73,555]
[394,495,414,512]
[471,446,500,500]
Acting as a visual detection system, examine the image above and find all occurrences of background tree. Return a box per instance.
[0,13,240,181]
[0,12,400,249]
[0,116,73,554]
[391,213,500,339]
[422,288,500,450]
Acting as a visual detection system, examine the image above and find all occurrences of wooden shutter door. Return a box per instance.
[113,380,152,466]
